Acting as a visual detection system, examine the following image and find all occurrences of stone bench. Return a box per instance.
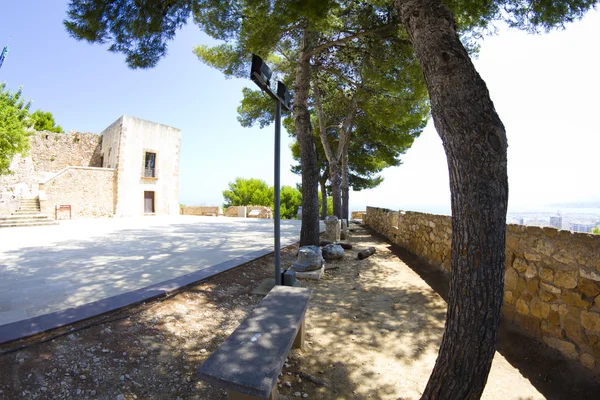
[197,286,312,400]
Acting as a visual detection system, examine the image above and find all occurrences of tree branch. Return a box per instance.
[336,89,359,161]
[302,24,398,60]
[313,77,336,165]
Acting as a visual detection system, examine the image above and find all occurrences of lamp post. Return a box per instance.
[250,54,292,286]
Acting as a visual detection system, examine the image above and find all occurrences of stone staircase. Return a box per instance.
[0,198,58,228]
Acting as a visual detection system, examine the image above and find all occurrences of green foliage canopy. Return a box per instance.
[222,177,302,219]
[222,177,274,208]
[64,0,600,70]
[0,83,31,175]
[30,109,64,133]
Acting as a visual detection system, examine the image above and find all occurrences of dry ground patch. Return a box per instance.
[0,224,598,399]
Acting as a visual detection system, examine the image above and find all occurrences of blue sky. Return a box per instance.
[1,2,599,214]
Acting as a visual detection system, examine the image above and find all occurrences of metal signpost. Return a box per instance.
[250,54,292,285]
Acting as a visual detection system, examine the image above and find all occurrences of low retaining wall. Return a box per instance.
[224,206,272,219]
[41,167,115,219]
[365,206,600,372]
[351,211,366,220]
[180,206,222,216]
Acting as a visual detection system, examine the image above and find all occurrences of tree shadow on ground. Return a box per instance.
[377,229,600,400]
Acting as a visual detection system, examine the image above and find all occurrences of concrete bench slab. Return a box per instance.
[197,285,312,400]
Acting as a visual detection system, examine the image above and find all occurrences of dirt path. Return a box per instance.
[0,223,598,399]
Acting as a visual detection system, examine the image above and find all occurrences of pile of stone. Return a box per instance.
[289,215,352,280]
[290,246,325,280]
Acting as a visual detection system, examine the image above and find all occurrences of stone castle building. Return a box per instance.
[0,115,181,219]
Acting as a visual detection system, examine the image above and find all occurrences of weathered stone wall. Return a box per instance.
[41,167,115,219]
[351,211,366,220]
[180,206,222,216]
[30,131,102,173]
[224,206,272,219]
[0,131,103,207]
[365,206,600,371]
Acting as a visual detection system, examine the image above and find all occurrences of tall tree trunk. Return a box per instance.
[294,29,321,246]
[341,139,350,222]
[313,78,343,219]
[320,178,328,220]
[395,1,508,398]
[330,163,342,218]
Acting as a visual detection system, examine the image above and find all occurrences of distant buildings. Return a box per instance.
[549,215,562,229]
[570,222,596,233]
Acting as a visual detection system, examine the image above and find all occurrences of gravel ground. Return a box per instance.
[0,223,598,399]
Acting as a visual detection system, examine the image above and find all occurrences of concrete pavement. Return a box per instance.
[0,216,305,342]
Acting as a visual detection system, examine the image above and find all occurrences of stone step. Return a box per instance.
[18,207,40,210]
[12,210,42,215]
[0,215,51,221]
[0,220,58,228]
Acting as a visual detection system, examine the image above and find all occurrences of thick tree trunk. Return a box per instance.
[294,30,321,246]
[395,1,508,398]
[320,178,328,220]
[330,163,342,218]
[341,140,350,222]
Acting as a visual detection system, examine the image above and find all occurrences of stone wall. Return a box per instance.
[180,206,222,216]
[224,206,272,218]
[365,206,600,371]
[30,131,102,173]
[0,131,103,207]
[351,211,366,220]
[41,167,115,219]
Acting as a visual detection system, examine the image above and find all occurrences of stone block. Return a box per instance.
[561,292,592,309]
[295,265,325,280]
[596,295,600,308]
[547,310,560,326]
[517,278,527,292]
[581,310,600,334]
[524,251,542,262]
[291,246,324,272]
[516,299,529,315]
[322,244,344,260]
[504,291,514,305]
[513,257,528,273]
[505,268,518,291]
[525,265,537,279]
[527,279,539,296]
[539,267,554,283]
[558,304,569,317]
[530,299,550,319]
[539,289,557,302]
[580,353,595,370]
[543,337,578,360]
[540,282,561,294]
[324,216,341,242]
[579,278,600,298]
[553,252,575,265]
[564,317,586,345]
[554,270,578,289]
[541,321,563,338]
[580,268,600,282]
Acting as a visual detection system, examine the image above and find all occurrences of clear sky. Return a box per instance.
[1,2,599,215]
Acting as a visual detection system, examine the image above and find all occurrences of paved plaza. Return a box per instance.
[0,216,303,341]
